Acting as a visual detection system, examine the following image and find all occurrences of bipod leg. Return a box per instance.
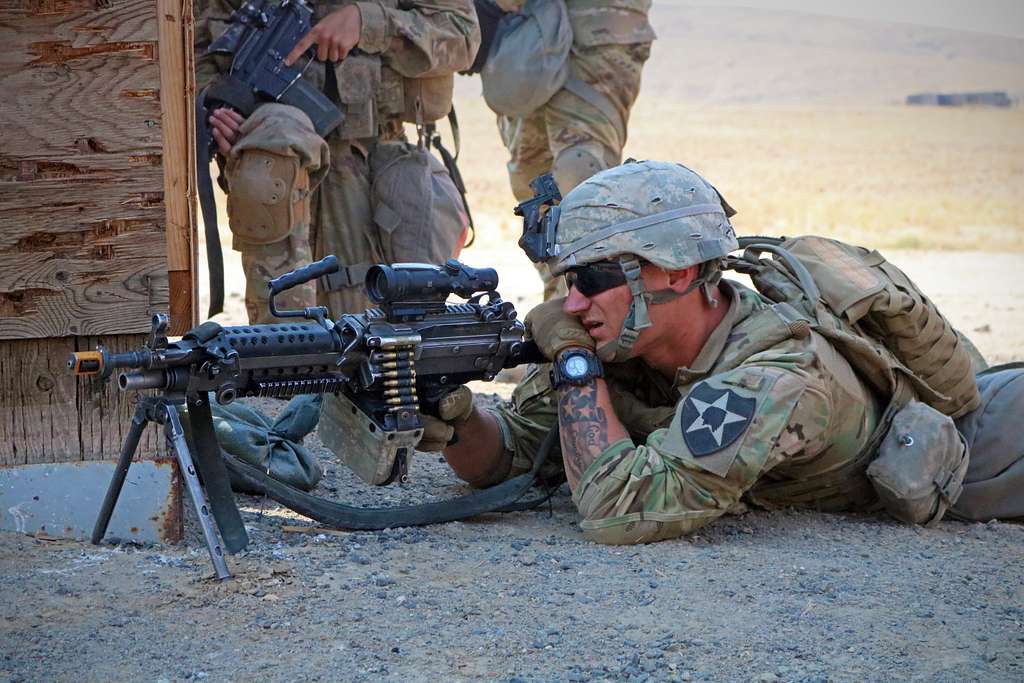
[91,399,150,545]
[185,393,249,553]
[163,405,232,581]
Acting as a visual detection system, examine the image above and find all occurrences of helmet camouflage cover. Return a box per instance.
[545,160,739,362]
[549,160,738,276]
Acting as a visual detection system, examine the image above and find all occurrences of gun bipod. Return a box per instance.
[91,394,249,580]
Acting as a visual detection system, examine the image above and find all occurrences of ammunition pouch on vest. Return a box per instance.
[728,236,981,518]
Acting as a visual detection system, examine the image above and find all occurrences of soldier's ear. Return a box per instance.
[666,266,700,292]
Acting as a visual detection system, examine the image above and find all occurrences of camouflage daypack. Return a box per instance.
[729,236,982,523]
[731,235,981,418]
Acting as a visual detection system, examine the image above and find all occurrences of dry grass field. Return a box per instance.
[448,96,1024,252]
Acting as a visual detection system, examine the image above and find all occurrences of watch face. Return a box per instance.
[564,353,590,379]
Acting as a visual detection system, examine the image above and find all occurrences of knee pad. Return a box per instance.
[226,104,327,246]
[227,149,309,245]
[552,143,615,195]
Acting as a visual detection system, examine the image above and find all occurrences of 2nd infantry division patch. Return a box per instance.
[680,382,756,457]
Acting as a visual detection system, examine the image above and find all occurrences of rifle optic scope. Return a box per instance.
[366,260,498,304]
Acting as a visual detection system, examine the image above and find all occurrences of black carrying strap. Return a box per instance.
[427,109,476,248]
[196,88,226,317]
[186,393,249,552]
[222,424,560,529]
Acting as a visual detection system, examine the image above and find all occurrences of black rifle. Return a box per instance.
[69,258,544,579]
[197,0,343,317]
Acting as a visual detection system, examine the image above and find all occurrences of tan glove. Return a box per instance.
[416,385,475,452]
[524,297,595,360]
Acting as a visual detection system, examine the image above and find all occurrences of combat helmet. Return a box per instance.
[544,160,738,361]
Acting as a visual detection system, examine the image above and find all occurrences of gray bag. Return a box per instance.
[480,0,572,118]
[950,364,1024,521]
[369,140,467,264]
[867,400,969,525]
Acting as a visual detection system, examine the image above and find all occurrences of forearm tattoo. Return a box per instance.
[557,381,613,484]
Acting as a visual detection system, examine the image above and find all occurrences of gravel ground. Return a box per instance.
[3,249,1023,683]
[2,387,1023,683]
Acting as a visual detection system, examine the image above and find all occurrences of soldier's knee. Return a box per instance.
[552,143,616,195]
[226,104,327,248]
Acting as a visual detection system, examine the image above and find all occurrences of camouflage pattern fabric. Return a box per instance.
[495,0,654,300]
[225,104,329,323]
[490,281,885,544]
[194,0,479,322]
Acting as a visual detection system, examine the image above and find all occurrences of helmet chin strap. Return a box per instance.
[595,257,721,363]
[596,256,648,363]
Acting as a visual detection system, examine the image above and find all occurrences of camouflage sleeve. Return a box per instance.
[572,364,832,545]
[356,0,481,77]
[487,364,564,482]
[194,0,240,91]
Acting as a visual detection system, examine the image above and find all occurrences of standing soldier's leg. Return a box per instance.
[224,104,329,324]
[545,43,651,195]
[313,141,376,317]
[498,113,565,300]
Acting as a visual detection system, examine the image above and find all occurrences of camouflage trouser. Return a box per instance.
[228,107,466,321]
[498,42,651,300]
[226,104,329,324]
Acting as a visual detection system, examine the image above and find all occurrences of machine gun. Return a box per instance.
[197,0,343,318]
[69,257,543,579]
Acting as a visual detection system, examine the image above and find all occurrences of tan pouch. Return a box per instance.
[867,400,969,525]
[226,104,329,245]
[402,73,454,124]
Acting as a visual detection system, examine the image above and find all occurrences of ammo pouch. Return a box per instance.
[867,400,969,525]
[369,140,467,264]
[225,104,329,246]
[480,0,572,117]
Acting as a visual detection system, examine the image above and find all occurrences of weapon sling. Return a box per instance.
[221,422,560,529]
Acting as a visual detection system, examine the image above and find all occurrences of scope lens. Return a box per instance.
[365,265,395,303]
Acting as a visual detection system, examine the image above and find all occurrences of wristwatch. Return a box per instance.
[550,347,603,389]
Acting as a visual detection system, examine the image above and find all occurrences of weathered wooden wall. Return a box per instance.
[0,0,196,466]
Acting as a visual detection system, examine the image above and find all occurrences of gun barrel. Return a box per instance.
[119,370,169,392]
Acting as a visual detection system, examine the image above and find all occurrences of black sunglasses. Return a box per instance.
[564,261,628,297]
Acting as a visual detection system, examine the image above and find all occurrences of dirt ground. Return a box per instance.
[2,248,1022,683]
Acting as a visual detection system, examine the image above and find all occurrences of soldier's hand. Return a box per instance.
[209,107,245,156]
[417,386,475,453]
[285,5,361,66]
[524,297,595,360]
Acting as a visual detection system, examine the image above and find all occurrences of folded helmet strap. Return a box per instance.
[595,257,721,363]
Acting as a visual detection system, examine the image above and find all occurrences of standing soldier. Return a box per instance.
[195,0,480,322]
[475,0,655,300]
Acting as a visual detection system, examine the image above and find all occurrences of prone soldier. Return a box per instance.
[423,160,1024,543]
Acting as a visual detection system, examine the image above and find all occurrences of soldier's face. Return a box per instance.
[563,263,697,349]
[563,276,632,345]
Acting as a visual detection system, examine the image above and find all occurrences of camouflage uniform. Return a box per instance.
[491,280,884,545]
[493,0,655,300]
[196,0,479,322]
[476,160,1019,543]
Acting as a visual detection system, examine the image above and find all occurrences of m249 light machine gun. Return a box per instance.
[69,257,542,579]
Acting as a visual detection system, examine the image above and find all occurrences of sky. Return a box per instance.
[670,0,1024,39]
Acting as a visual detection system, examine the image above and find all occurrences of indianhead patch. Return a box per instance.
[680,382,756,457]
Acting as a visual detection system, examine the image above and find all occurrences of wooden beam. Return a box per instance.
[159,0,198,335]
